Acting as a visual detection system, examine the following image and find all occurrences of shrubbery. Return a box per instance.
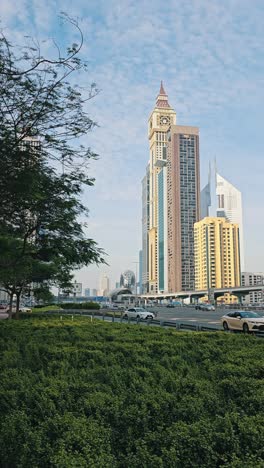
[0,317,264,467]
[60,302,100,310]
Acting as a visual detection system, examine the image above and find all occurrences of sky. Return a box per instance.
[1,0,264,291]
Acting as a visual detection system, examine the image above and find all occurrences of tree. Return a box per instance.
[0,15,106,316]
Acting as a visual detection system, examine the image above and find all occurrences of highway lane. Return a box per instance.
[146,306,228,330]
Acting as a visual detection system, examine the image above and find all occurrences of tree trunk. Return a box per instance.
[15,292,21,320]
[8,292,14,320]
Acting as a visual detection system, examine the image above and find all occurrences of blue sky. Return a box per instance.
[1,0,264,291]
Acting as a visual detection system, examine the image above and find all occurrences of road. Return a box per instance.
[146,306,229,330]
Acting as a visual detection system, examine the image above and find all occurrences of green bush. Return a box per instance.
[0,317,264,467]
[60,302,100,310]
[33,303,56,309]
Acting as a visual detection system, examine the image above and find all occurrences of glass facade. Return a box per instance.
[179,135,198,291]
[158,169,165,291]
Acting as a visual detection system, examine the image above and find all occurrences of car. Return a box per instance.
[123,307,155,320]
[19,307,32,313]
[166,303,175,308]
[195,303,215,311]
[221,311,264,333]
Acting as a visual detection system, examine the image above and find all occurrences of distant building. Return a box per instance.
[139,250,143,294]
[99,275,110,296]
[92,289,97,297]
[194,217,241,299]
[241,272,264,304]
[200,164,211,219]
[115,282,120,289]
[216,172,244,271]
[120,270,136,292]
[84,288,90,297]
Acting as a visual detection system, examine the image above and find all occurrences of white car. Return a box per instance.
[221,311,264,333]
[19,307,32,313]
[195,303,215,311]
[123,307,155,320]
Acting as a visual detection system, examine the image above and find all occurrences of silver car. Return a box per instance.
[221,311,264,333]
[123,307,155,320]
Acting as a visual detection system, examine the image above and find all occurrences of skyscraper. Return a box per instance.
[167,125,200,292]
[194,217,241,291]
[147,82,176,293]
[142,83,200,293]
[141,164,150,293]
[200,164,211,219]
[216,172,244,271]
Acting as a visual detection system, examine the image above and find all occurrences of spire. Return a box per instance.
[159,80,166,95]
[156,81,170,108]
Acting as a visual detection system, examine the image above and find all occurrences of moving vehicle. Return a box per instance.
[195,303,215,311]
[0,305,32,313]
[221,311,264,333]
[166,303,175,308]
[19,307,32,313]
[123,307,155,320]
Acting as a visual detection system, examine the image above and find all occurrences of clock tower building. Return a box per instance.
[148,82,176,293]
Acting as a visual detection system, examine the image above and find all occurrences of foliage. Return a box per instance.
[0,318,264,467]
[0,15,105,313]
[60,302,100,310]
[32,305,63,312]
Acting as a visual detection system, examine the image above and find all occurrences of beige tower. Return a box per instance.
[148,82,176,293]
[194,217,241,292]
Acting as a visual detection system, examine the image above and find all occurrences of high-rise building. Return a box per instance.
[194,217,241,292]
[92,289,97,297]
[241,272,264,304]
[216,172,244,271]
[167,125,200,292]
[139,250,143,294]
[99,275,110,296]
[142,164,150,293]
[147,82,177,293]
[200,164,211,219]
[84,288,90,297]
[142,83,200,293]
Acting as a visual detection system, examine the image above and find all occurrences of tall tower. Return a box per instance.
[216,173,244,272]
[194,217,241,291]
[148,82,176,293]
[200,163,211,219]
[167,125,200,292]
[142,164,150,293]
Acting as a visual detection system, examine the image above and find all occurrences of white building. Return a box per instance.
[242,272,264,304]
[216,172,244,271]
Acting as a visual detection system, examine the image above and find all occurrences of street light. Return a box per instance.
[132,261,139,305]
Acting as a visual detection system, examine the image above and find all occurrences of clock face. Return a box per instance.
[160,116,170,126]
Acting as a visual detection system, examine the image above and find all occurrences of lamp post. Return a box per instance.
[132,261,139,305]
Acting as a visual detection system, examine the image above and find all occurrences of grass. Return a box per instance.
[1,316,264,467]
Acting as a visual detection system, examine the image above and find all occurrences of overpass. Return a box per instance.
[138,285,264,304]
